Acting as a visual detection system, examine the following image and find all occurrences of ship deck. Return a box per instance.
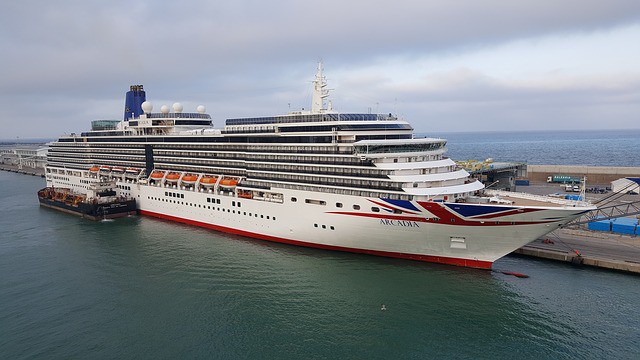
[482,190,589,208]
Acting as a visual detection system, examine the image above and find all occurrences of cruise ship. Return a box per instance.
[45,64,595,269]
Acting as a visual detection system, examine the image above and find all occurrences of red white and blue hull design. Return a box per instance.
[134,185,589,269]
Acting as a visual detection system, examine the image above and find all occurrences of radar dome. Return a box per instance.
[141,101,153,114]
[172,102,183,113]
[196,105,206,114]
[160,105,170,114]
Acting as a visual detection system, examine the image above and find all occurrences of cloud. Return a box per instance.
[0,0,639,138]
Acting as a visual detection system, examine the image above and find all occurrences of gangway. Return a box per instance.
[561,200,640,228]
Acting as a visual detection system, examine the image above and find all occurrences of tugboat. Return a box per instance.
[37,180,137,220]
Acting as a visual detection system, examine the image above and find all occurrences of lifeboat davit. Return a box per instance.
[200,176,218,187]
[181,174,198,185]
[150,171,165,180]
[89,166,100,174]
[165,173,181,182]
[125,168,140,178]
[219,179,238,188]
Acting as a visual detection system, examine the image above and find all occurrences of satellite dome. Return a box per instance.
[196,105,206,114]
[141,101,153,114]
[160,105,170,114]
[172,102,183,113]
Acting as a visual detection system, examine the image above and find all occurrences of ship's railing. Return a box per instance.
[485,189,592,207]
[145,113,211,119]
[226,113,396,126]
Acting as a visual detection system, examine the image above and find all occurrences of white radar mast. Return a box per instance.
[311,61,330,114]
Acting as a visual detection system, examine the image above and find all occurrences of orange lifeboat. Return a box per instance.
[219,178,238,188]
[165,173,181,182]
[200,176,218,187]
[150,171,165,180]
[181,174,198,185]
[89,166,100,173]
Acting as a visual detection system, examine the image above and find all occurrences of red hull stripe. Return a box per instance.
[139,210,493,269]
[473,208,542,219]
[328,210,553,226]
[326,211,429,222]
[416,201,554,226]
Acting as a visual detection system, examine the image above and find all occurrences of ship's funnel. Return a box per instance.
[124,85,146,121]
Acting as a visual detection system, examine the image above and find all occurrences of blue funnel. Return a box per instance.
[124,85,146,121]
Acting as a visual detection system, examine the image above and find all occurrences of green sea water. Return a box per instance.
[1,171,639,359]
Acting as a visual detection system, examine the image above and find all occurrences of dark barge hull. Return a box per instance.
[38,192,137,220]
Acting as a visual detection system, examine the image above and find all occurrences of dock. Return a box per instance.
[516,228,640,274]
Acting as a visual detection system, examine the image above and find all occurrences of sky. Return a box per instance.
[1,0,639,139]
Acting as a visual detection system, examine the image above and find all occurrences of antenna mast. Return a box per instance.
[311,61,329,113]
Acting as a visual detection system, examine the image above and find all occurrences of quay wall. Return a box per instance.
[527,165,640,184]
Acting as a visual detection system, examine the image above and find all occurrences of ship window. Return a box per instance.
[261,215,264,218]
[393,159,398,163]
[266,216,270,219]
[273,217,276,221]
[207,198,211,203]
[314,224,318,227]
[232,201,236,206]
[353,204,360,210]
[330,226,334,230]
[336,202,343,208]
[305,199,326,205]
[238,203,241,208]
[371,207,380,212]
[291,197,297,202]
[322,225,326,229]
[394,209,402,214]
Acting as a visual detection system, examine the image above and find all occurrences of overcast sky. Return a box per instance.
[1,0,639,139]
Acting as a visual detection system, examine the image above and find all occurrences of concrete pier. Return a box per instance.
[516,228,640,274]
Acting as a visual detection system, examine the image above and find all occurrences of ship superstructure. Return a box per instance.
[44,64,595,268]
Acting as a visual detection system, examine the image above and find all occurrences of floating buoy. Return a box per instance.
[381,304,387,311]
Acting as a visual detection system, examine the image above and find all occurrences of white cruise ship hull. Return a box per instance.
[133,183,588,269]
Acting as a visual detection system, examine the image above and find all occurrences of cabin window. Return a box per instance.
[336,202,343,208]
[353,204,360,210]
[291,197,297,202]
[371,207,380,212]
